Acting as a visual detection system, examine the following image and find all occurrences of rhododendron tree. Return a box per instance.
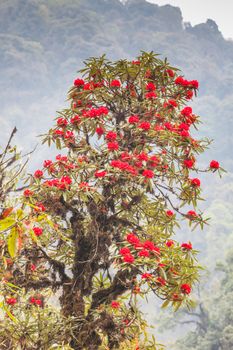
[0,52,224,349]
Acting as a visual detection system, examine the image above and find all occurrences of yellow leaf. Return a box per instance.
[7,227,19,258]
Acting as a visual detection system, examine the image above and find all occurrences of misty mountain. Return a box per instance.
[0,0,233,171]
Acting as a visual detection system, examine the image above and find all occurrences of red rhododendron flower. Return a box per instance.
[128,115,139,124]
[96,127,104,136]
[178,123,190,131]
[141,273,153,279]
[138,122,151,130]
[74,78,85,87]
[119,247,131,255]
[145,91,157,99]
[57,118,68,127]
[34,170,43,178]
[190,178,201,187]
[64,131,75,140]
[167,99,178,108]
[95,170,107,178]
[181,283,191,294]
[30,264,37,272]
[146,82,156,91]
[137,152,148,161]
[107,141,119,151]
[138,249,150,257]
[121,152,131,161]
[56,155,68,162]
[35,203,46,212]
[181,242,192,250]
[149,155,159,167]
[186,210,198,218]
[164,122,173,131]
[6,298,17,305]
[30,297,42,306]
[179,129,190,137]
[123,253,135,263]
[186,90,193,100]
[175,76,186,85]
[111,301,120,309]
[166,69,174,77]
[189,80,199,89]
[210,160,220,169]
[183,159,194,168]
[106,131,117,141]
[166,240,174,247]
[60,176,72,185]
[181,107,192,117]
[156,277,166,286]
[110,80,121,88]
[33,227,43,237]
[126,233,140,245]
[143,240,156,251]
[43,160,53,168]
[71,115,80,125]
[132,60,140,65]
[23,189,34,197]
[142,169,154,178]
[53,129,64,136]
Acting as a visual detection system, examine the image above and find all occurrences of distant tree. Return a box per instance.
[0,52,222,349]
[172,249,233,350]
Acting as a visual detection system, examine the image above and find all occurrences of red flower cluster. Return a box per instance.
[190,178,201,187]
[95,170,107,178]
[107,141,119,151]
[30,297,42,306]
[33,227,43,237]
[186,210,198,218]
[166,240,174,247]
[110,159,138,176]
[82,106,109,118]
[74,78,85,87]
[44,175,72,190]
[141,273,152,280]
[156,277,166,286]
[128,115,139,124]
[180,283,191,294]
[6,298,17,305]
[142,169,154,178]
[146,82,156,91]
[23,189,34,197]
[181,242,192,250]
[145,91,157,99]
[210,160,220,169]
[96,127,105,136]
[183,159,195,169]
[106,131,117,141]
[138,121,151,130]
[110,80,121,88]
[166,210,174,217]
[175,76,199,89]
[34,170,43,179]
[57,118,68,127]
[111,301,120,309]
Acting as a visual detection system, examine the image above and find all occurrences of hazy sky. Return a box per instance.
[148,0,233,39]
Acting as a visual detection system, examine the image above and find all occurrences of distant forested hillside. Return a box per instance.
[1,0,233,169]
